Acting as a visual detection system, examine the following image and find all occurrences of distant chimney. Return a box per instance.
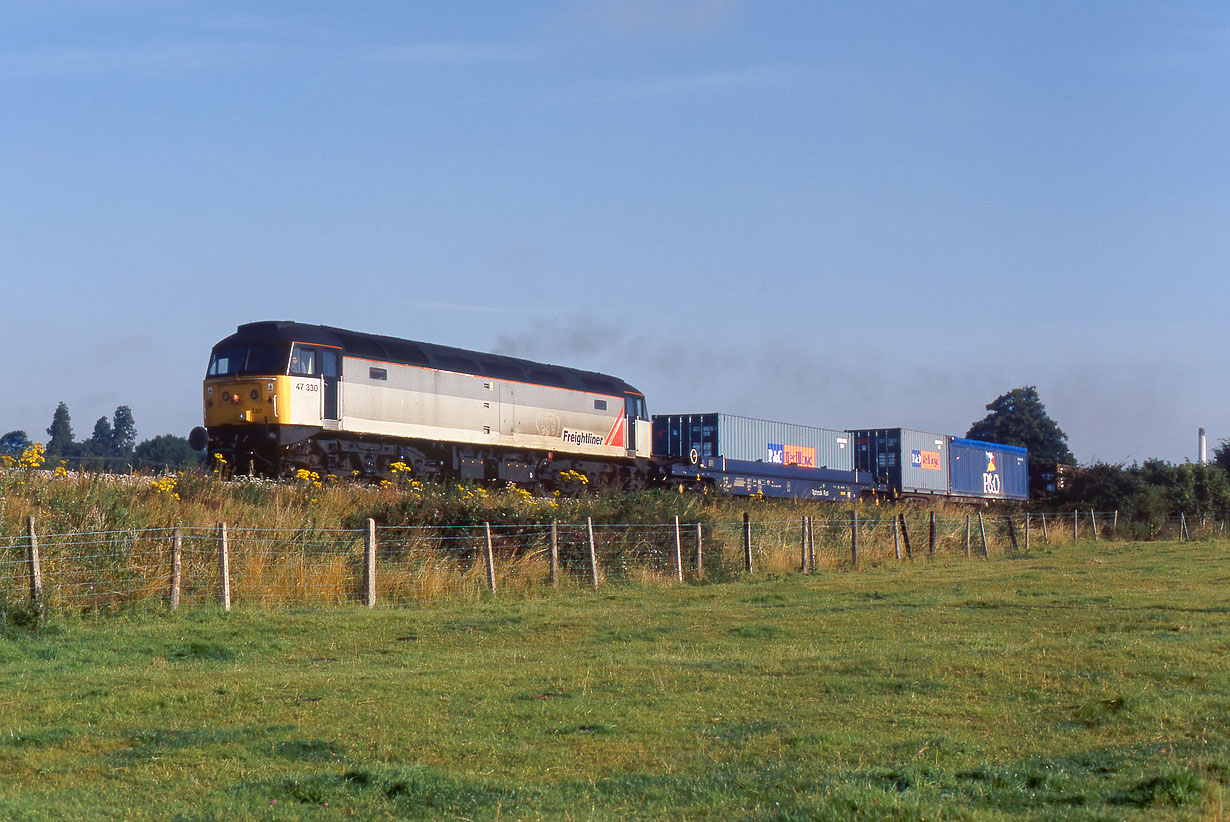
[1199,428,1207,464]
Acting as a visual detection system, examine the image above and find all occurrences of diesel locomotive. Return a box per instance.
[188,321,654,491]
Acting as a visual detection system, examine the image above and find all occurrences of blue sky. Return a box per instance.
[3,0,1227,464]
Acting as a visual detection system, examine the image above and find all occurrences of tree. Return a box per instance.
[1213,439,1230,473]
[45,402,76,457]
[135,435,204,471]
[0,430,32,456]
[86,416,114,458]
[110,405,137,459]
[965,386,1075,465]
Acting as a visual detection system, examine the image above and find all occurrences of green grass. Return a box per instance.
[0,539,1224,820]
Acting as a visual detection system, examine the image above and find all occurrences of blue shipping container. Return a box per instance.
[947,438,1028,500]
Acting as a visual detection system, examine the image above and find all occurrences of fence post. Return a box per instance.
[808,516,816,570]
[170,525,182,611]
[484,522,497,593]
[964,514,971,559]
[900,513,912,560]
[1024,514,1030,553]
[365,518,377,607]
[800,516,809,573]
[743,512,753,573]
[549,521,559,589]
[1073,511,1079,543]
[1040,512,1049,542]
[893,514,901,561]
[26,516,43,618]
[1006,516,1019,554]
[1113,510,1118,540]
[1090,510,1100,542]
[928,511,936,560]
[978,511,989,558]
[1179,512,1188,542]
[587,517,599,589]
[695,523,704,577]
[850,510,859,569]
[673,516,684,583]
[218,522,231,612]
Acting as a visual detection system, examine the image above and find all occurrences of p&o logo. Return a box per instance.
[982,450,1002,495]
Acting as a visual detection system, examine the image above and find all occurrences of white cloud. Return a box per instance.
[368,42,534,66]
[628,64,796,98]
[0,41,269,76]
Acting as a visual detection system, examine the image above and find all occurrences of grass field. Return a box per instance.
[0,538,1224,820]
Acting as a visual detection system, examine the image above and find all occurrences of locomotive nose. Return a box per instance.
[188,427,209,451]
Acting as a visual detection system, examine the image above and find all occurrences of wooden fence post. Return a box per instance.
[549,521,559,589]
[1073,511,1079,543]
[893,514,901,561]
[1006,516,1019,554]
[1040,512,1049,542]
[964,514,971,559]
[850,510,859,569]
[673,516,684,583]
[1090,510,1100,542]
[365,518,377,607]
[899,513,912,560]
[928,511,936,560]
[695,523,704,577]
[1113,510,1119,540]
[977,511,989,558]
[799,516,808,572]
[587,517,599,589]
[218,522,231,612]
[808,516,816,570]
[743,512,753,573]
[1024,514,1030,553]
[484,522,497,593]
[170,525,182,611]
[26,516,43,618]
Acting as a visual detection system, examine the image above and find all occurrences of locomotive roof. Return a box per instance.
[215,321,642,397]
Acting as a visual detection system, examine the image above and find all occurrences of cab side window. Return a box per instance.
[290,346,318,376]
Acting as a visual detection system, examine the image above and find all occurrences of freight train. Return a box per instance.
[189,321,1028,502]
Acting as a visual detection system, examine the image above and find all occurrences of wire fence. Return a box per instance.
[1,510,1224,618]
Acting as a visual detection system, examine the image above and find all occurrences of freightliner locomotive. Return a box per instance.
[190,321,1029,501]
[188,321,653,493]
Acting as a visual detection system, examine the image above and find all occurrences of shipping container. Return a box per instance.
[653,413,854,472]
[947,437,1029,500]
[849,428,950,496]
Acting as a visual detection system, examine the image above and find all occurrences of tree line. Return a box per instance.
[0,402,201,471]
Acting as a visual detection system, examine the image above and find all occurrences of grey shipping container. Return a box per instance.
[653,413,853,472]
[849,428,950,496]
[947,437,1029,500]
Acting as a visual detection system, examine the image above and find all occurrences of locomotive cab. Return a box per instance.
[190,323,342,472]
[625,392,651,459]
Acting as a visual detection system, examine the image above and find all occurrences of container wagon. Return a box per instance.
[652,413,872,500]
